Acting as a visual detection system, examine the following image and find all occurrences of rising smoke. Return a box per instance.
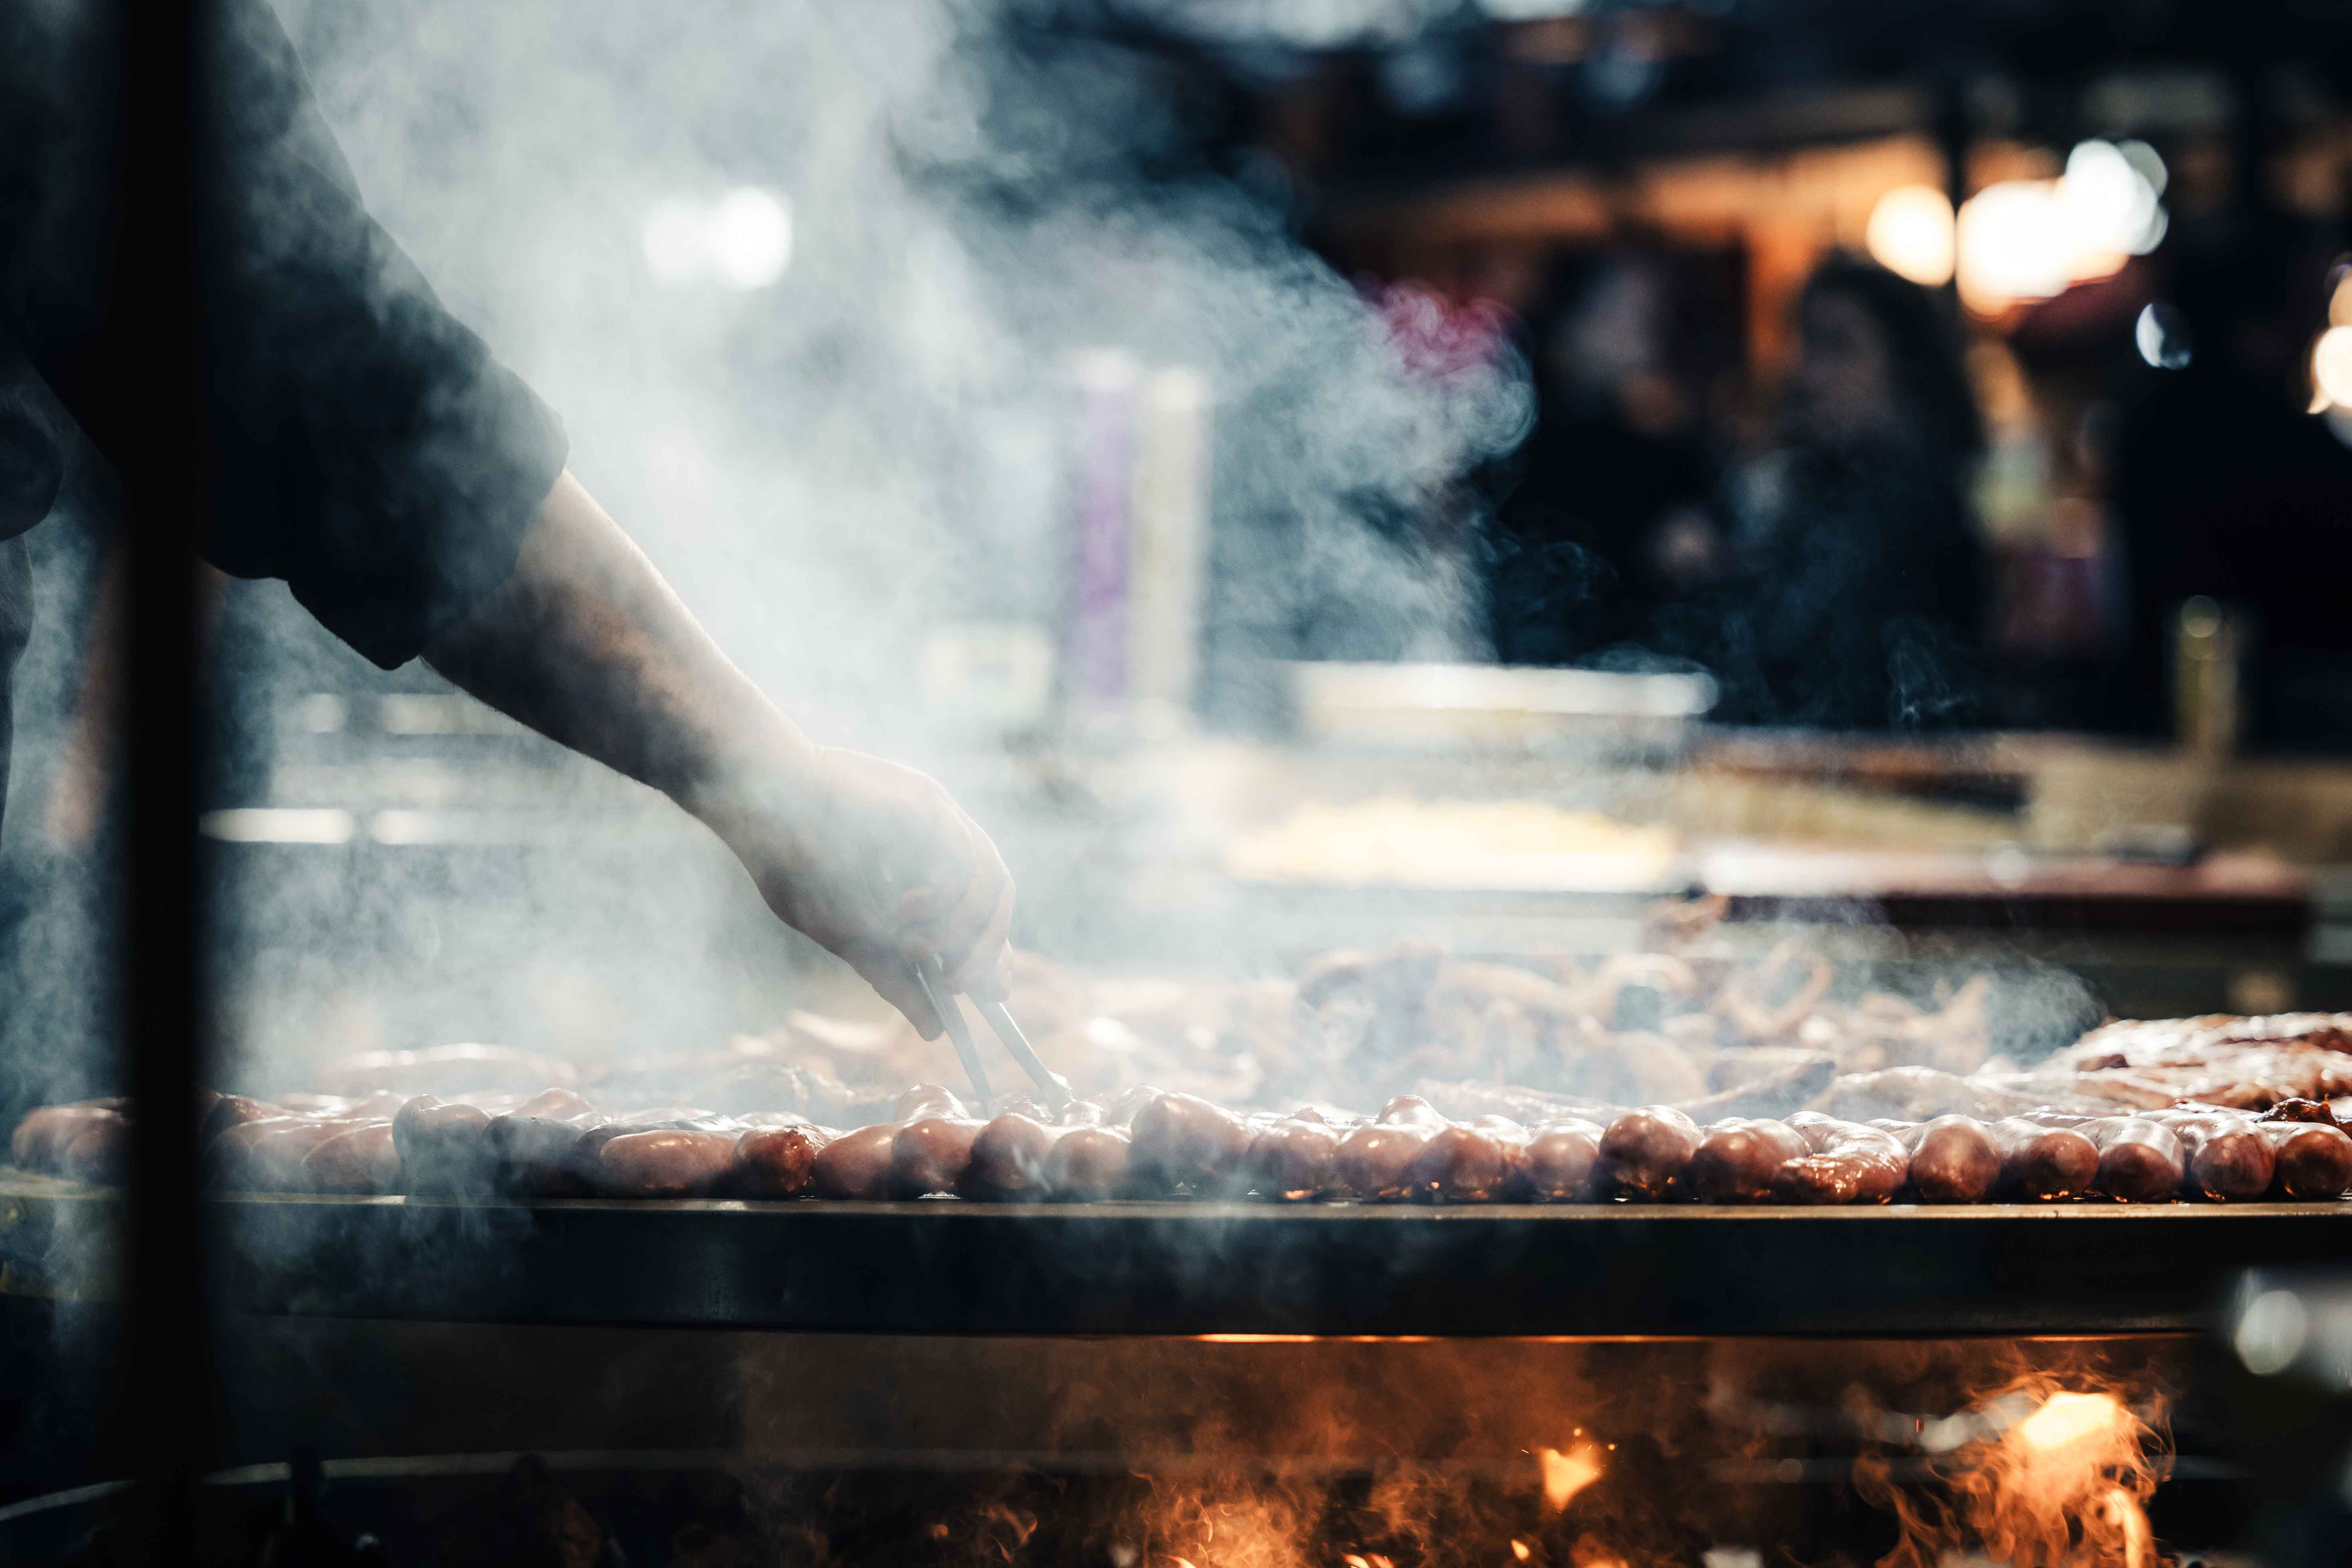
[0,0,1531,1094]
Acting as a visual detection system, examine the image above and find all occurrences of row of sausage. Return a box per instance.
[15,1084,2352,1205]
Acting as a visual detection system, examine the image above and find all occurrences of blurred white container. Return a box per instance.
[1286,660,1715,757]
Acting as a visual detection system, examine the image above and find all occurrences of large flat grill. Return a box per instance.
[5,1170,2345,1337]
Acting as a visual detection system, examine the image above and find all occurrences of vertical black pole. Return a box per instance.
[116,0,209,1547]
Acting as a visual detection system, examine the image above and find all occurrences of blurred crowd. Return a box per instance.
[1467,218,2352,746]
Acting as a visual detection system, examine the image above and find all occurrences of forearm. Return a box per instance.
[422,470,810,823]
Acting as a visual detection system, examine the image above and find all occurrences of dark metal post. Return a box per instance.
[114,0,209,1548]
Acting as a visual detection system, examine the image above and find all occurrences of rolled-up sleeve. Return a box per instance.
[0,0,567,668]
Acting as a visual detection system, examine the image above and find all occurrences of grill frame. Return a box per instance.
[4,1170,2341,1337]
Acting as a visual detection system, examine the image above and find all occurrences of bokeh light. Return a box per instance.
[1955,140,2167,315]
[1866,184,1955,287]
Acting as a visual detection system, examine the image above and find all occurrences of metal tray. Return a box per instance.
[6,1168,2346,1337]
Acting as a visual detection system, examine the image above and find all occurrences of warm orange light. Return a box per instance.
[1536,1440,1605,1512]
[1866,185,1956,287]
[1510,1542,1531,1562]
[2015,1390,2127,1452]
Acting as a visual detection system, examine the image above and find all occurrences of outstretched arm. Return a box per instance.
[423,470,1011,1036]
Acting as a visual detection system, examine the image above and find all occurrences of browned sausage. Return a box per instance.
[1523,1120,1605,1201]
[2262,1098,2343,1129]
[1044,1126,1132,1200]
[733,1125,830,1198]
[12,1104,119,1174]
[1686,1119,1810,1204]
[391,1096,497,1195]
[812,1123,900,1199]
[1901,1116,2002,1204]
[2086,1117,2185,1203]
[200,1094,285,1149]
[1987,1117,2099,1200]
[1596,1107,1703,1201]
[402,1098,497,1190]
[488,1106,606,1198]
[302,1122,402,1194]
[1774,1114,1908,1205]
[1377,1095,1451,1131]
[1406,1122,1526,1203]
[1097,1084,1165,1126]
[244,1120,366,1191]
[511,1087,594,1120]
[1333,1123,1432,1201]
[58,1112,132,1185]
[2157,1112,2276,1202]
[893,1117,984,1197]
[1129,1093,1255,1195]
[895,1084,970,1122]
[966,1114,1057,1200]
[2258,1120,2352,1199]
[1247,1118,1340,1201]
[595,1129,739,1197]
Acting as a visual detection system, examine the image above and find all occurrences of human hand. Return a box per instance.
[702,743,1014,1038]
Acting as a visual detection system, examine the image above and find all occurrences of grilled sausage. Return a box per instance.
[1596,1106,1703,1200]
[1686,1118,1810,1204]
[392,1096,497,1195]
[1044,1126,1132,1200]
[1407,1120,1527,1203]
[1774,1114,1907,1205]
[58,1112,132,1185]
[1247,1118,1341,1201]
[488,1106,605,1198]
[244,1120,367,1191]
[1333,1123,1434,1201]
[893,1117,984,1197]
[966,1114,1058,1200]
[1097,1085,1165,1126]
[2086,1117,2185,1203]
[2258,1120,2352,1199]
[1986,1117,2099,1200]
[200,1094,285,1149]
[2261,1098,2342,1129]
[1523,1120,1605,1201]
[1377,1095,1452,1132]
[895,1084,970,1122]
[1129,1092,1255,1195]
[303,1122,402,1194]
[811,1122,900,1199]
[595,1129,739,1197]
[1901,1116,2002,1204]
[12,1104,121,1174]
[2157,1111,2276,1202]
[511,1087,594,1120]
[733,1125,830,1198]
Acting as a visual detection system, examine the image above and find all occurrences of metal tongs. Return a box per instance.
[909,954,1072,1114]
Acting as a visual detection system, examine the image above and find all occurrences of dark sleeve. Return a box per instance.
[0,0,566,669]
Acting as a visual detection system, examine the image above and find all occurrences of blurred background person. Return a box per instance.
[1484,251,1724,667]
[2107,213,2352,748]
[1655,255,1992,730]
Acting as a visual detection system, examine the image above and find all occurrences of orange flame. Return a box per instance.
[1536,1441,1606,1513]
[1856,1382,2167,1568]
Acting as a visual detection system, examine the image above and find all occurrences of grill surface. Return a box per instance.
[4,1168,2342,1336]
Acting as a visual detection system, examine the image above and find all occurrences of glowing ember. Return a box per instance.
[2015,1390,2127,1453]
[1340,1556,1394,1568]
[1536,1441,1605,1512]
[1510,1542,1532,1562]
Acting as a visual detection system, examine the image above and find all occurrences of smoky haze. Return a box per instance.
[279,0,1529,743]
[94,0,1528,1088]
